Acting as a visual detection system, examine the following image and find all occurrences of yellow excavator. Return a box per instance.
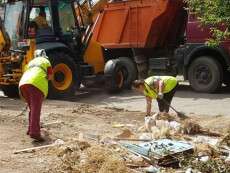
[0,0,128,98]
[0,16,36,97]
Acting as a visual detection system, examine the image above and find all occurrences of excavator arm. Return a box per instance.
[75,0,109,73]
[76,0,108,26]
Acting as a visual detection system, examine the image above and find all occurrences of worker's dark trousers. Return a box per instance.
[20,84,44,137]
[157,83,178,113]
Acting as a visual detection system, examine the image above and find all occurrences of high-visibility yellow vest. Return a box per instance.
[19,57,51,97]
[144,76,177,99]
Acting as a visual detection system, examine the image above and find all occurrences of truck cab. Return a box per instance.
[176,13,230,93]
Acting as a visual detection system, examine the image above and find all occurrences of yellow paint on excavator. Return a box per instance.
[84,39,105,73]
[0,30,6,52]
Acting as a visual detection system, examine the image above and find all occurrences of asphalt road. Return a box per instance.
[1,83,230,116]
[73,84,230,116]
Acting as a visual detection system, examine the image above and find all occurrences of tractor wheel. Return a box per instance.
[1,85,19,98]
[118,57,137,89]
[47,52,80,99]
[104,59,125,93]
[188,56,223,93]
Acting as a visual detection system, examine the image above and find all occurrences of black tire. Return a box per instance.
[1,85,19,98]
[47,52,80,99]
[104,59,125,93]
[118,57,137,89]
[188,56,223,93]
[223,71,230,87]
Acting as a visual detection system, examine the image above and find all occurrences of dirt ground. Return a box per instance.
[0,95,230,173]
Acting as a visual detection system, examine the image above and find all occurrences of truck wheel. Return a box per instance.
[104,59,125,93]
[119,57,137,89]
[188,56,223,93]
[223,71,230,87]
[1,85,19,98]
[47,52,80,99]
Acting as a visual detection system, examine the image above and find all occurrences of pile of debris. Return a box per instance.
[44,140,136,173]
[53,114,229,172]
[14,113,230,172]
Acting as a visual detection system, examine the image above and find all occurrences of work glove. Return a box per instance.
[157,92,164,100]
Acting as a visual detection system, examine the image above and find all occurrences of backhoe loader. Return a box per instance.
[0,0,126,98]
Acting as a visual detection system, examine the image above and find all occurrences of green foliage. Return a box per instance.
[186,0,230,45]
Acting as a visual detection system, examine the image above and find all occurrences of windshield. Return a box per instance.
[58,0,76,34]
[4,1,23,48]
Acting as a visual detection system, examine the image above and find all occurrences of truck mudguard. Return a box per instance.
[184,44,230,67]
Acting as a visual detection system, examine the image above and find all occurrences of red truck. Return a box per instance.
[176,14,230,92]
[91,0,230,93]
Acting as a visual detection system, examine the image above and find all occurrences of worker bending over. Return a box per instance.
[19,50,52,142]
[132,76,178,117]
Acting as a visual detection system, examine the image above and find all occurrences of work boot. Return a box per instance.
[30,134,45,142]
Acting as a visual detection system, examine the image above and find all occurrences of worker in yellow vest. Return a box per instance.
[19,49,52,142]
[132,76,178,117]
